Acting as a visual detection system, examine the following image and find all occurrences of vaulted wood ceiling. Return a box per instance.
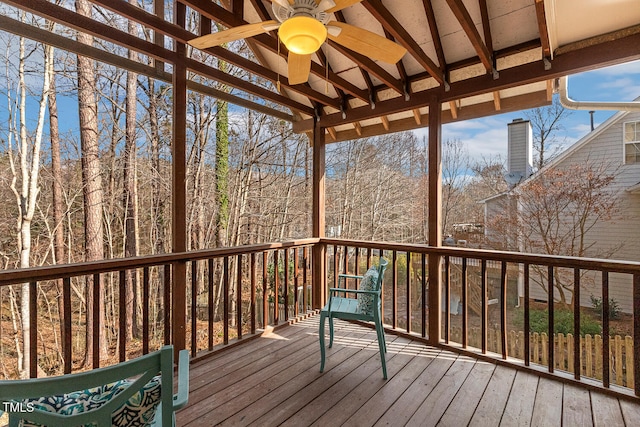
[4,0,640,143]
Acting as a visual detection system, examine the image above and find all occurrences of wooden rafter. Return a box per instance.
[331,10,404,95]
[422,0,446,71]
[449,101,458,119]
[535,0,552,58]
[445,0,493,73]
[493,91,501,111]
[478,0,493,53]
[363,0,445,85]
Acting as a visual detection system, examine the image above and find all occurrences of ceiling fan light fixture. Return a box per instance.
[278,16,327,55]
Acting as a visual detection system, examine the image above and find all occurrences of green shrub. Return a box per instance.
[590,295,621,320]
[514,307,601,336]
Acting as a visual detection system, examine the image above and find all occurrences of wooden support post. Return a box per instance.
[312,119,326,309]
[171,0,187,355]
[427,95,442,345]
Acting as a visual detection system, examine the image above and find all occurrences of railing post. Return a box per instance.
[312,118,326,309]
[427,94,442,345]
[634,273,640,396]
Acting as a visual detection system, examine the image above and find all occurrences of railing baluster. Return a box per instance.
[367,248,372,269]
[63,277,72,374]
[392,250,397,329]
[274,251,279,325]
[343,245,349,276]
[602,271,610,388]
[481,260,487,354]
[444,256,450,344]
[501,262,508,360]
[208,258,214,350]
[634,273,640,396]
[524,263,530,366]
[573,268,580,379]
[294,248,299,317]
[421,253,426,338]
[462,257,468,349]
[93,273,101,368]
[29,281,37,379]
[237,254,243,339]
[191,260,197,356]
[333,245,338,289]
[223,256,229,345]
[163,264,171,346]
[119,270,126,362]
[354,247,360,277]
[547,265,554,372]
[251,253,256,334]
[284,249,289,322]
[143,266,150,355]
[303,247,308,312]
[262,251,268,328]
[406,251,411,334]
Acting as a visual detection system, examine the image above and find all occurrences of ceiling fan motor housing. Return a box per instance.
[272,0,331,24]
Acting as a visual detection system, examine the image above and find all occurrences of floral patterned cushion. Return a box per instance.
[19,375,161,427]
[356,266,379,316]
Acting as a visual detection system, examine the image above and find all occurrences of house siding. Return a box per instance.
[491,111,640,313]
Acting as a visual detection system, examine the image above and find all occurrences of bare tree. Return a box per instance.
[76,0,107,364]
[526,97,573,170]
[485,160,622,305]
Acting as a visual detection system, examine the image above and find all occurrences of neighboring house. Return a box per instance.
[483,111,640,313]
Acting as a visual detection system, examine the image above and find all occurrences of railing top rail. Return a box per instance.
[0,238,319,286]
[320,238,640,275]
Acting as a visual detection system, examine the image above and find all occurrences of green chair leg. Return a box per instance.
[319,311,327,372]
[329,316,335,348]
[375,321,388,379]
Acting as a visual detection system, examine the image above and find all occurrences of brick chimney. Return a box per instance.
[505,118,533,187]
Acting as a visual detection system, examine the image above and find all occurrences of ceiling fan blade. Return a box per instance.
[188,21,278,49]
[325,0,363,13]
[288,52,312,85]
[327,21,407,63]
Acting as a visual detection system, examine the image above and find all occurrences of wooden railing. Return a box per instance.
[320,238,640,398]
[2,236,639,399]
[0,239,317,378]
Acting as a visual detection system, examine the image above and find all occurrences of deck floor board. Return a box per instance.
[176,316,640,426]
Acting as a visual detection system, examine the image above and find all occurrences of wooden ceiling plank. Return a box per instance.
[445,0,493,72]
[535,0,552,58]
[363,0,445,84]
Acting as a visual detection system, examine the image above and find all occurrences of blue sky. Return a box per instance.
[428,60,640,162]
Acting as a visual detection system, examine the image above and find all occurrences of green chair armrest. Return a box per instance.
[338,274,364,280]
[329,287,379,295]
[173,349,190,411]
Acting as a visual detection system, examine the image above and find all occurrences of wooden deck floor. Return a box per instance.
[177,316,640,426]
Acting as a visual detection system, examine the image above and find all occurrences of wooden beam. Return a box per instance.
[427,95,442,345]
[327,127,337,141]
[445,0,493,72]
[422,0,446,72]
[354,122,362,136]
[301,90,551,143]
[478,0,493,53]
[363,0,445,84]
[172,0,188,355]
[312,120,326,309]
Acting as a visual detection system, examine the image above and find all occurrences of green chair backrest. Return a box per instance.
[0,346,176,427]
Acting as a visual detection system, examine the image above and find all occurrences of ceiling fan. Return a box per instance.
[189,0,407,85]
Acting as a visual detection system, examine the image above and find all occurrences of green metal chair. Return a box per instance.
[319,257,389,378]
[0,346,189,427]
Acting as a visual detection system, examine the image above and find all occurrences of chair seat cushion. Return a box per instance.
[357,266,379,315]
[19,375,161,427]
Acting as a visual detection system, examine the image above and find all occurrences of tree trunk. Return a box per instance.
[123,10,140,340]
[76,0,107,364]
